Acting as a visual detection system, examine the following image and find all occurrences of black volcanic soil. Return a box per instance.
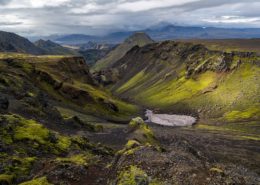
[87,121,260,170]
[151,124,260,173]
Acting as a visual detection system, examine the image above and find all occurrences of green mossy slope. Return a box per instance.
[0,113,112,184]
[109,41,260,122]
[0,53,140,122]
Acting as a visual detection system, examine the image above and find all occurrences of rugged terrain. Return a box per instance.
[97,41,260,124]
[76,43,115,66]
[0,53,141,184]
[0,31,259,185]
[92,32,154,71]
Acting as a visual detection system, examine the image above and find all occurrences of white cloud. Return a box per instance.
[0,0,260,36]
[203,16,260,24]
[5,0,70,8]
[116,0,197,12]
[0,14,33,26]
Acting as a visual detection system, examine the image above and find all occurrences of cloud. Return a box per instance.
[0,0,259,36]
[3,0,70,8]
[0,21,23,25]
[0,0,9,5]
[203,16,260,24]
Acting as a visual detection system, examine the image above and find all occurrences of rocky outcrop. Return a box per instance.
[35,57,95,85]
[92,69,120,85]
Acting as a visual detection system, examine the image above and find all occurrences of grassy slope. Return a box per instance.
[111,41,260,122]
[0,53,140,122]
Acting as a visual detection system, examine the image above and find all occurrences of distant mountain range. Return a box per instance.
[48,24,260,44]
[0,30,78,55]
[0,30,44,54]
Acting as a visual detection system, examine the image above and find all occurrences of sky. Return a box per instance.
[0,0,260,36]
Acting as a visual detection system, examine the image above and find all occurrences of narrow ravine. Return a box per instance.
[145,109,196,126]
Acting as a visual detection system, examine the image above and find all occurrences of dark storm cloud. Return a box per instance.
[0,0,259,36]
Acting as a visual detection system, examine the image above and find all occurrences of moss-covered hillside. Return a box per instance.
[106,41,260,123]
[0,53,140,184]
[0,53,140,122]
[0,42,259,185]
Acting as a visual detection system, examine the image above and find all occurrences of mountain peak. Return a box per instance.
[125,32,154,45]
[0,30,44,54]
[92,32,154,71]
[35,39,58,47]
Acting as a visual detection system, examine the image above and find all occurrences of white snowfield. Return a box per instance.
[145,110,196,127]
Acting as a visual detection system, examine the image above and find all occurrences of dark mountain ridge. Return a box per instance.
[0,30,44,54]
[0,30,79,56]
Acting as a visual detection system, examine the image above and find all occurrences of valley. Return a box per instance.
[0,30,259,185]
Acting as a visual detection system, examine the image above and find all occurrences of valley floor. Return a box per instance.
[85,118,260,184]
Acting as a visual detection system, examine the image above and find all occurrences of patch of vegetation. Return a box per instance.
[0,113,112,183]
[118,139,141,156]
[118,118,161,156]
[117,165,149,185]
[116,165,163,185]
[129,117,158,146]
[7,60,34,74]
[0,174,14,185]
[73,80,140,121]
[14,118,50,144]
[117,70,147,93]
[224,106,260,122]
[56,135,71,151]
[210,167,224,174]
[19,176,52,185]
[0,114,73,154]
[56,153,95,166]
[137,71,217,107]
[3,156,36,181]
